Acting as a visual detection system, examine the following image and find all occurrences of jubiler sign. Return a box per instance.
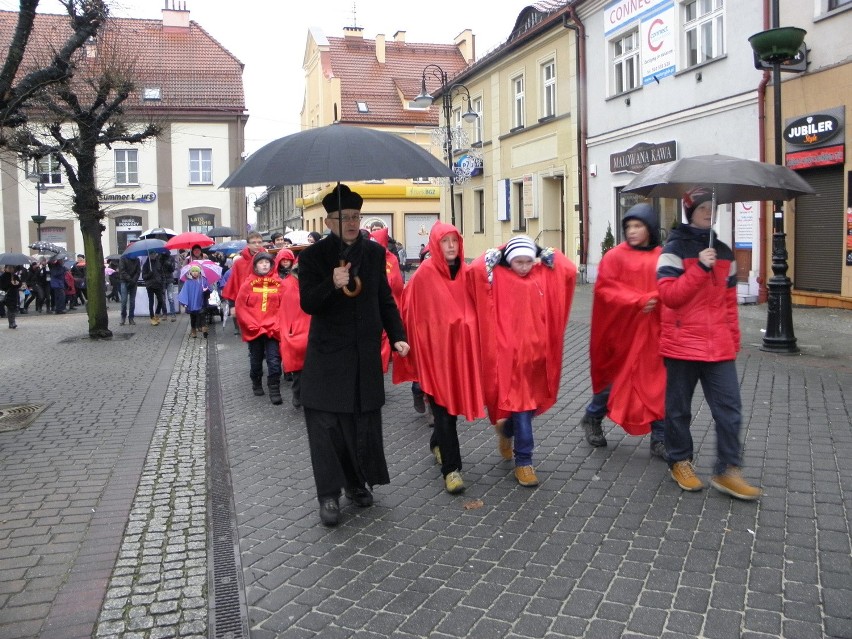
[610,140,677,173]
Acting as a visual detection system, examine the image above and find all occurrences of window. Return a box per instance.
[612,30,639,95]
[542,60,556,118]
[38,154,62,185]
[115,149,138,186]
[474,189,485,233]
[513,181,526,232]
[683,0,725,68]
[454,192,464,234]
[189,149,212,185]
[356,101,369,113]
[828,0,851,9]
[512,75,525,129]
[472,96,483,144]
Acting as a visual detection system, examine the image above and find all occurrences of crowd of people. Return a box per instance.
[1,183,762,526]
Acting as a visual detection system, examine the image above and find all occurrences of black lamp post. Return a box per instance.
[27,169,48,242]
[749,7,806,354]
[413,64,478,227]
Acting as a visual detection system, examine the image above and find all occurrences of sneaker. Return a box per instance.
[711,466,761,501]
[580,414,607,447]
[514,465,539,487]
[431,446,442,465]
[412,391,426,414]
[444,471,465,494]
[319,498,340,526]
[344,485,373,507]
[670,460,704,492]
[495,420,513,461]
[650,440,668,461]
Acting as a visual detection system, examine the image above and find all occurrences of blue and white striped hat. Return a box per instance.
[504,235,537,263]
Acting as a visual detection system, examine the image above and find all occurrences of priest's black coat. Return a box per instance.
[298,233,406,413]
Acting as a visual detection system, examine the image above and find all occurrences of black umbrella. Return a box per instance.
[28,241,65,254]
[208,225,240,238]
[0,252,34,266]
[221,123,452,296]
[220,123,453,189]
[623,154,815,247]
[105,253,122,261]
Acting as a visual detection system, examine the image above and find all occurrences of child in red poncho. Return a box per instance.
[394,222,484,495]
[275,249,310,408]
[467,235,576,487]
[235,252,283,405]
[580,202,666,459]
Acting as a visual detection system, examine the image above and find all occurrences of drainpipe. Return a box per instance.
[564,5,589,271]
[756,0,771,303]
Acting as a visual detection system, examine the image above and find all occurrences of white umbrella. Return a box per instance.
[139,227,177,239]
[284,230,311,245]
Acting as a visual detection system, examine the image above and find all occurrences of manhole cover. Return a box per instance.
[0,403,49,433]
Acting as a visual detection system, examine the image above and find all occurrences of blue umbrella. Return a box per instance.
[122,238,169,258]
[208,240,247,255]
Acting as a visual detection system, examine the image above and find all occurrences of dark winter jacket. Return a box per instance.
[656,224,740,362]
[119,256,141,284]
[141,255,165,290]
[298,233,406,413]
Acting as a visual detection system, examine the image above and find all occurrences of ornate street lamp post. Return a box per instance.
[749,5,806,354]
[27,169,48,242]
[413,64,478,227]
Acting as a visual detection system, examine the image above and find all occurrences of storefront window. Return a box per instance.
[115,216,143,253]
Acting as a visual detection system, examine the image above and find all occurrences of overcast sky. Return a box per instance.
[6,0,535,154]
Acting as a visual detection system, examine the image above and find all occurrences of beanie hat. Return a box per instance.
[322,184,363,214]
[189,265,202,274]
[503,235,537,264]
[682,187,713,221]
[252,251,273,268]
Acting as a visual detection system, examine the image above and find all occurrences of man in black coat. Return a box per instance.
[298,184,410,527]
[118,254,141,325]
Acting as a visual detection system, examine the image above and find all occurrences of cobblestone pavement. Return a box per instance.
[216,286,852,639]
[1,287,851,639]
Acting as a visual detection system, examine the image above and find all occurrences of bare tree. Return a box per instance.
[0,0,106,128]
[5,12,161,338]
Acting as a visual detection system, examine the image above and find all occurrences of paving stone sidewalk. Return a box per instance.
[215,286,852,639]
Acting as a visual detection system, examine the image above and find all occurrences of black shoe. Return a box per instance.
[128,318,135,325]
[9,323,17,329]
[252,380,265,396]
[344,486,373,507]
[292,392,302,409]
[412,391,426,414]
[319,498,340,526]
[119,319,126,326]
[580,414,607,447]
[55,310,67,315]
[18,309,27,314]
[650,440,668,461]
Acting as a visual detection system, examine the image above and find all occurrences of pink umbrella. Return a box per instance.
[179,259,222,284]
[165,232,215,250]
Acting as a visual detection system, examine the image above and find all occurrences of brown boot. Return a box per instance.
[190,328,197,338]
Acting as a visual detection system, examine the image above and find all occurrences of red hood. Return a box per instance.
[369,226,390,249]
[427,221,463,279]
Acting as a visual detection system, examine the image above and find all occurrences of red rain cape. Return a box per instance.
[590,242,665,434]
[274,251,310,373]
[393,222,484,421]
[234,274,282,342]
[222,246,257,301]
[370,227,404,372]
[467,246,576,424]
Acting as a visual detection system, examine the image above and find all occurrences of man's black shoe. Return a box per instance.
[319,498,340,526]
[344,486,373,507]
[412,391,426,414]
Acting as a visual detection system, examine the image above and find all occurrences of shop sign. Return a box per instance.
[610,140,676,173]
[785,114,840,146]
[99,192,157,203]
[785,144,845,170]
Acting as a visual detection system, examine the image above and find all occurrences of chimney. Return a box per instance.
[343,25,364,39]
[163,0,190,32]
[393,30,406,43]
[375,33,385,64]
[454,29,475,64]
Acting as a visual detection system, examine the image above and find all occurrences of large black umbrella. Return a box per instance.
[221,123,452,296]
[220,123,453,188]
[208,225,240,238]
[0,252,34,266]
[623,154,815,247]
[622,154,814,203]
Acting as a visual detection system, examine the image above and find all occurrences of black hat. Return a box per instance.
[322,184,363,214]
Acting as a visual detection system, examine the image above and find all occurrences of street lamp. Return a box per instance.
[413,64,478,227]
[749,6,807,354]
[27,169,48,242]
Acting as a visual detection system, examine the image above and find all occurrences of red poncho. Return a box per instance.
[221,246,258,301]
[274,250,310,372]
[467,245,576,424]
[590,242,665,434]
[234,273,282,342]
[370,227,404,372]
[393,222,484,421]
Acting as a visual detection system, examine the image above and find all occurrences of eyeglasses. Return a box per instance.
[329,214,362,223]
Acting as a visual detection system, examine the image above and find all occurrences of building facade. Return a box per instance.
[0,4,247,256]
